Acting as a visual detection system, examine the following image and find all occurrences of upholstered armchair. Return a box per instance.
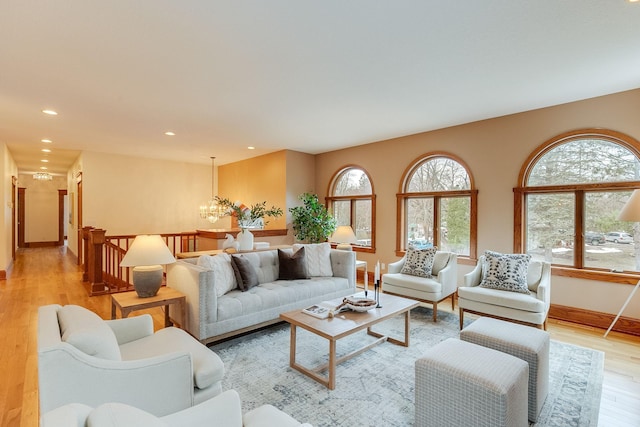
[41,389,312,427]
[381,251,458,321]
[458,252,551,330]
[38,304,225,417]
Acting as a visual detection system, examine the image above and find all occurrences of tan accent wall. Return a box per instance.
[315,88,640,319]
[1,144,18,273]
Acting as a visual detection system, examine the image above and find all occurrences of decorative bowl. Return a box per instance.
[345,297,377,312]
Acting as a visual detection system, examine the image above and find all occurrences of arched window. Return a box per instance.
[515,129,640,279]
[398,153,477,258]
[326,166,375,251]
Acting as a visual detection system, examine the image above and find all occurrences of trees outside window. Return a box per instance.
[398,154,476,257]
[515,129,640,277]
[326,167,375,250]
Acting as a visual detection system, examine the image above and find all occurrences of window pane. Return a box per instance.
[440,197,470,256]
[528,139,640,186]
[584,191,637,271]
[408,157,470,192]
[526,193,575,266]
[334,169,372,196]
[333,200,350,226]
[406,198,434,249]
[354,200,372,247]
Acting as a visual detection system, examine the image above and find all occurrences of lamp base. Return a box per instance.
[336,243,353,251]
[132,265,163,297]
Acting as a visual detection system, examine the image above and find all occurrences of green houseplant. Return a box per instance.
[289,192,337,243]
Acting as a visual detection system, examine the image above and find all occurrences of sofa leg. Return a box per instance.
[459,308,464,330]
[432,303,438,322]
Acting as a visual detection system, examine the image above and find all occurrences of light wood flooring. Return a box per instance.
[1,246,639,426]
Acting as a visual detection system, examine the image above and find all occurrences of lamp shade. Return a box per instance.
[330,226,358,250]
[618,190,640,222]
[120,235,176,267]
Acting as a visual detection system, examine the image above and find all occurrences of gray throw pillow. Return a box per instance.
[278,247,309,280]
[479,250,531,294]
[231,255,259,291]
[401,247,437,278]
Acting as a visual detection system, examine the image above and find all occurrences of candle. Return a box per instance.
[375,261,380,282]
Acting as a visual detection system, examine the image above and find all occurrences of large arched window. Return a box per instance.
[514,129,640,280]
[398,153,477,258]
[326,166,375,252]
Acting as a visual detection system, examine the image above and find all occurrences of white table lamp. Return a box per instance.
[120,235,176,297]
[605,190,640,337]
[330,225,358,251]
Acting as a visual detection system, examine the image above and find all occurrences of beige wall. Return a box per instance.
[80,151,212,236]
[315,88,640,320]
[18,174,66,243]
[1,145,18,273]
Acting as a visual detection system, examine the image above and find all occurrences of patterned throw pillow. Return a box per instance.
[400,247,437,278]
[479,250,531,294]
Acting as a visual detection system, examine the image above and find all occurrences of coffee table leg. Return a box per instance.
[328,339,336,390]
[289,324,297,368]
[404,310,410,347]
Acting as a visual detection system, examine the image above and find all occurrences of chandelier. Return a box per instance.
[199,157,225,223]
[33,172,53,181]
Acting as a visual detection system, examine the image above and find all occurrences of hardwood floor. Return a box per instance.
[1,246,639,426]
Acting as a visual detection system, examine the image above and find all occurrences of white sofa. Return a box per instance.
[381,251,458,321]
[167,246,356,344]
[38,304,225,417]
[41,389,311,427]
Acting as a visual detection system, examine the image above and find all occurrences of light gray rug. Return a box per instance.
[211,307,604,427]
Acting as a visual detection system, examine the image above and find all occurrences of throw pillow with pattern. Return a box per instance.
[479,250,531,294]
[400,247,437,278]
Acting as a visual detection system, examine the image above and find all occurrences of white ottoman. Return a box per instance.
[415,338,529,427]
[460,317,550,422]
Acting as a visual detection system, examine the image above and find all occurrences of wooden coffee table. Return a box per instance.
[279,293,419,389]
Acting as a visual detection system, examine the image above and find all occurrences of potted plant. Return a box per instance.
[215,197,283,229]
[289,192,337,243]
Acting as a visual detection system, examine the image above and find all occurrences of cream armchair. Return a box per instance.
[41,389,312,427]
[381,251,458,321]
[38,304,225,417]
[458,255,551,329]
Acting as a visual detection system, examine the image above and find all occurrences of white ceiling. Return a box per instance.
[2,1,640,176]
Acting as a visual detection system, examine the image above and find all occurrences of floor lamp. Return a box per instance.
[604,190,640,337]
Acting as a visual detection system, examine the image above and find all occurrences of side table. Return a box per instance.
[111,286,186,328]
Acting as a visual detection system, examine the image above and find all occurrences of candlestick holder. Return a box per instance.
[374,280,382,308]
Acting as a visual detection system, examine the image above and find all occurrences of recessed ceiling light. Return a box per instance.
[41,148,51,153]
[42,109,58,115]
[40,166,48,170]
[165,131,175,136]
[41,139,52,143]
[248,146,255,150]
[41,159,49,163]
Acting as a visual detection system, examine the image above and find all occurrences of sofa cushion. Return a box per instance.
[431,251,450,276]
[278,247,309,280]
[197,253,236,297]
[458,286,546,313]
[480,250,531,294]
[400,247,437,278]
[119,327,225,390]
[87,402,167,427]
[292,243,333,277]
[58,305,121,361]
[231,254,259,291]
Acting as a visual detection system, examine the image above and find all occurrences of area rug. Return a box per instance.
[211,307,604,427]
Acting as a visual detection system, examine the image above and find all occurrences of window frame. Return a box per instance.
[325,165,376,253]
[514,128,640,284]
[396,152,477,260]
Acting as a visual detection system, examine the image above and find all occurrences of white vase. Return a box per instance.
[237,228,254,251]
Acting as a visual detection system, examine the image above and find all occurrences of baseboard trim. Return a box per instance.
[549,303,640,337]
[25,241,59,248]
[0,270,6,280]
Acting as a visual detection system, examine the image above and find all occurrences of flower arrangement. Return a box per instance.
[215,196,283,228]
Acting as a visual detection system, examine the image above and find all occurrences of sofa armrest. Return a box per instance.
[167,261,217,341]
[107,314,154,345]
[388,257,405,274]
[38,343,194,417]
[462,256,484,288]
[163,389,243,427]
[536,262,552,307]
[329,249,356,288]
[243,403,303,427]
[436,254,458,295]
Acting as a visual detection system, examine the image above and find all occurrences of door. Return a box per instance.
[18,188,25,248]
